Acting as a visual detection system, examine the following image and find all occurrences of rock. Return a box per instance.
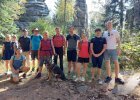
[77,85,89,94]
[16,0,49,29]
[73,0,88,36]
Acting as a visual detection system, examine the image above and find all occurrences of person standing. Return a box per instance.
[30,28,42,72]
[90,28,107,84]
[103,21,124,84]
[66,26,80,78]
[75,33,90,82]
[2,34,14,73]
[52,27,66,71]
[18,29,31,67]
[35,31,55,78]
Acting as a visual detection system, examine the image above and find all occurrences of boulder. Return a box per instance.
[73,0,88,36]
[16,0,49,29]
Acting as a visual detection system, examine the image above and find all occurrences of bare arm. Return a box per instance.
[99,44,107,56]
[90,43,95,55]
[10,59,17,73]
[51,40,56,55]
[1,44,5,56]
[63,36,66,53]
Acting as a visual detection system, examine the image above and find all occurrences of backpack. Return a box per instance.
[31,34,42,40]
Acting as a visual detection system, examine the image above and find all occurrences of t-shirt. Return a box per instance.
[11,55,26,70]
[90,37,107,54]
[18,36,30,52]
[103,30,120,49]
[31,34,42,50]
[66,34,80,50]
[78,41,89,58]
[53,34,65,47]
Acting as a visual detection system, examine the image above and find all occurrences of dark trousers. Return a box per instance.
[54,47,64,71]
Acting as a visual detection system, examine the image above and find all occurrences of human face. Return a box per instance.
[15,49,22,55]
[6,35,10,42]
[55,28,60,34]
[43,32,48,39]
[23,31,28,36]
[95,31,101,37]
[34,30,39,35]
[69,27,74,34]
[106,22,113,30]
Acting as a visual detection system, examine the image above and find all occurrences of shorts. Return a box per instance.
[104,49,118,61]
[92,55,103,69]
[39,56,52,67]
[67,50,77,62]
[77,57,89,63]
[31,50,38,60]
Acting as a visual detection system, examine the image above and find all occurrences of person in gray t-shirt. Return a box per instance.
[66,27,80,77]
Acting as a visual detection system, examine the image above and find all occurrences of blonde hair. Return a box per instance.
[5,34,11,41]
[81,33,87,39]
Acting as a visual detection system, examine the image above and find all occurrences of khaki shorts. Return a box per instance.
[22,51,30,60]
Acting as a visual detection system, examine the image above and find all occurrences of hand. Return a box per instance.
[117,49,121,56]
[13,69,19,74]
[93,53,100,57]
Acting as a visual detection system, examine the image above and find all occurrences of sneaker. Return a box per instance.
[75,77,81,82]
[73,75,76,79]
[35,73,41,79]
[97,79,103,85]
[81,77,85,82]
[115,78,125,85]
[104,76,112,83]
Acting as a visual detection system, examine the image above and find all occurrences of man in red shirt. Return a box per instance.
[52,27,66,71]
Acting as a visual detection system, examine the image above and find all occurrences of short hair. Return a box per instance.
[95,28,101,32]
[55,27,60,30]
[106,21,112,26]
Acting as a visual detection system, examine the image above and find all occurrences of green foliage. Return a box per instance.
[53,0,75,32]
[120,31,140,69]
[0,0,25,34]
[28,18,56,37]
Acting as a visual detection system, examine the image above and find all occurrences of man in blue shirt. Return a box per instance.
[30,28,42,72]
[18,29,31,68]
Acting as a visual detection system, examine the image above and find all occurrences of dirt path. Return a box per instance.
[0,73,139,100]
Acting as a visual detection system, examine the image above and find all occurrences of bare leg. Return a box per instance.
[68,61,72,73]
[98,68,102,79]
[5,60,9,72]
[114,60,119,78]
[92,68,96,79]
[83,63,88,78]
[105,60,111,77]
[76,63,81,78]
[72,62,77,73]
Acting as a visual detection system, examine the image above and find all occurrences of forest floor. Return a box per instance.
[0,65,139,100]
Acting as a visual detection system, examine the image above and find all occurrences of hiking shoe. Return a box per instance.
[104,77,112,83]
[115,78,125,85]
[97,79,103,85]
[81,77,85,82]
[22,73,26,79]
[35,73,41,79]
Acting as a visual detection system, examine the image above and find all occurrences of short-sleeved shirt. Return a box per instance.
[66,34,80,50]
[90,37,107,54]
[18,36,30,52]
[11,55,26,70]
[52,34,65,48]
[31,34,42,50]
[103,30,120,49]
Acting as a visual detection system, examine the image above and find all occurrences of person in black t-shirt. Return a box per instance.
[90,28,107,84]
[18,29,31,67]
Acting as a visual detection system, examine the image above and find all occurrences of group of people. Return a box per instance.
[1,21,124,84]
